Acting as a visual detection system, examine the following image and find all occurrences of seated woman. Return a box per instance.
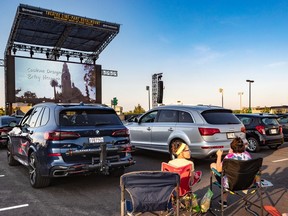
[210,137,252,208]
[169,140,202,186]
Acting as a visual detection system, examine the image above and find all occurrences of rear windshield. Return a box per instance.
[201,110,241,125]
[59,109,122,126]
[261,118,279,126]
[0,117,21,126]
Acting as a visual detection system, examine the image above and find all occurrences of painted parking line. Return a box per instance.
[0,175,5,177]
[0,204,29,212]
[272,158,288,163]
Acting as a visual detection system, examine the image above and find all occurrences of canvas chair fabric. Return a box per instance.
[210,157,264,216]
[120,171,180,216]
[161,162,195,197]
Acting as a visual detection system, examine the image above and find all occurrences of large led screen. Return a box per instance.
[13,57,100,104]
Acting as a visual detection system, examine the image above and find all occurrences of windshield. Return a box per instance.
[59,109,122,126]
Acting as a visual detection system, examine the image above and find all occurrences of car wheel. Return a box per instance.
[29,152,51,188]
[7,142,19,166]
[247,137,261,152]
[268,144,280,150]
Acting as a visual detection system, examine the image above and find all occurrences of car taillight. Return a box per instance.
[255,125,265,135]
[48,153,61,157]
[121,145,134,153]
[198,128,220,136]
[0,128,9,133]
[279,125,283,134]
[44,131,80,141]
[241,126,246,133]
[112,129,129,137]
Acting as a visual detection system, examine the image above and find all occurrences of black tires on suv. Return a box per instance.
[235,114,284,152]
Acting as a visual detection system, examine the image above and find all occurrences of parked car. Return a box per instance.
[7,102,135,188]
[235,114,284,152]
[125,105,246,159]
[276,113,288,141]
[0,115,23,147]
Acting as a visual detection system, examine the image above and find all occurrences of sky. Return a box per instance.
[0,0,288,112]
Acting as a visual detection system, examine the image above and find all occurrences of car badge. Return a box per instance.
[95,130,100,135]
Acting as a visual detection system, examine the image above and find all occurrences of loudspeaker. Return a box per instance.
[157,81,163,103]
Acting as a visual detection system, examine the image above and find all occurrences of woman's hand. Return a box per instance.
[216,149,223,157]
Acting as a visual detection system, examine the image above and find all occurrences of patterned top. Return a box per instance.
[224,151,252,161]
[222,151,252,188]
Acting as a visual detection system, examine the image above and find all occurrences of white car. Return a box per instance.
[126,105,246,159]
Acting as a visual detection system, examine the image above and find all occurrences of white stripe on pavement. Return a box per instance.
[272,158,288,163]
[0,204,29,212]
[0,175,5,177]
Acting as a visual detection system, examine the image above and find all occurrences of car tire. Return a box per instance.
[7,142,19,166]
[247,137,261,152]
[268,144,281,150]
[29,152,51,188]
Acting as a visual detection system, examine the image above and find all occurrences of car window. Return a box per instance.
[178,111,193,123]
[40,107,50,126]
[238,117,252,126]
[59,109,122,126]
[202,110,240,124]
[278,117,288,124]
[262,118,279,126]
[157,110,178,122]
[140,110,158,123]
[29,107,44,127]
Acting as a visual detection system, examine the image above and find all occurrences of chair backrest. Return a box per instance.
[161,162,193,197]
[222,157,263,191]
[120,171,180,214]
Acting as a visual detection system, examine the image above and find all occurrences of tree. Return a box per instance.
[133,104,145,114]
[50,79,59,101]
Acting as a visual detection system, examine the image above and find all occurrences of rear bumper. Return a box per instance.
[50,157,136,177]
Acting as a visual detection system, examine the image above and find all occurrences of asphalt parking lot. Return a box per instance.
[0,143,287,215]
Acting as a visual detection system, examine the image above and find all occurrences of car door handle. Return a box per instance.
[147,127,151,131]
[168,128,173,132]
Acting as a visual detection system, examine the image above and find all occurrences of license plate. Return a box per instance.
[89,137,104,143]
[227,132,236,139]
[270,129,277,134]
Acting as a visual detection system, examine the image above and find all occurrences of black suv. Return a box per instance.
[235,114,284,152]
[7,102,135,188]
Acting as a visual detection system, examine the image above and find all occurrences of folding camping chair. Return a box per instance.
[120,171,180,216]
[161,162,202,211]
[209,158,264,216]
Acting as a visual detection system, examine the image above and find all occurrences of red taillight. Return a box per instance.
[279,125,283,134]
[44,131,80,141]
[112,129,129,137]
[48,153,61,157]
[241,126,246,133]
[0,128,9,133]
[198,128,220,136]
[255,125,265,134]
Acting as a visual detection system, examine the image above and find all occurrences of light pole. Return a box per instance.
[219,88,224,107]
[238,92,244,110]
[146,86,151,110]
[246,80,254,113]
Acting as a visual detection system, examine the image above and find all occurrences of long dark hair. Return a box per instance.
[230,137,245,153]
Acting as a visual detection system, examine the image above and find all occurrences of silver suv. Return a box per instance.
[126,105,246,159]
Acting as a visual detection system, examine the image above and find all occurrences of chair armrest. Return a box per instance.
[211,168,221,177]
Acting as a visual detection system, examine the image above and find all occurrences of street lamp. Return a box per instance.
[238,92,244,110]
[146,86,151,110]
[219,88,224,107]
[246,80,254,113]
